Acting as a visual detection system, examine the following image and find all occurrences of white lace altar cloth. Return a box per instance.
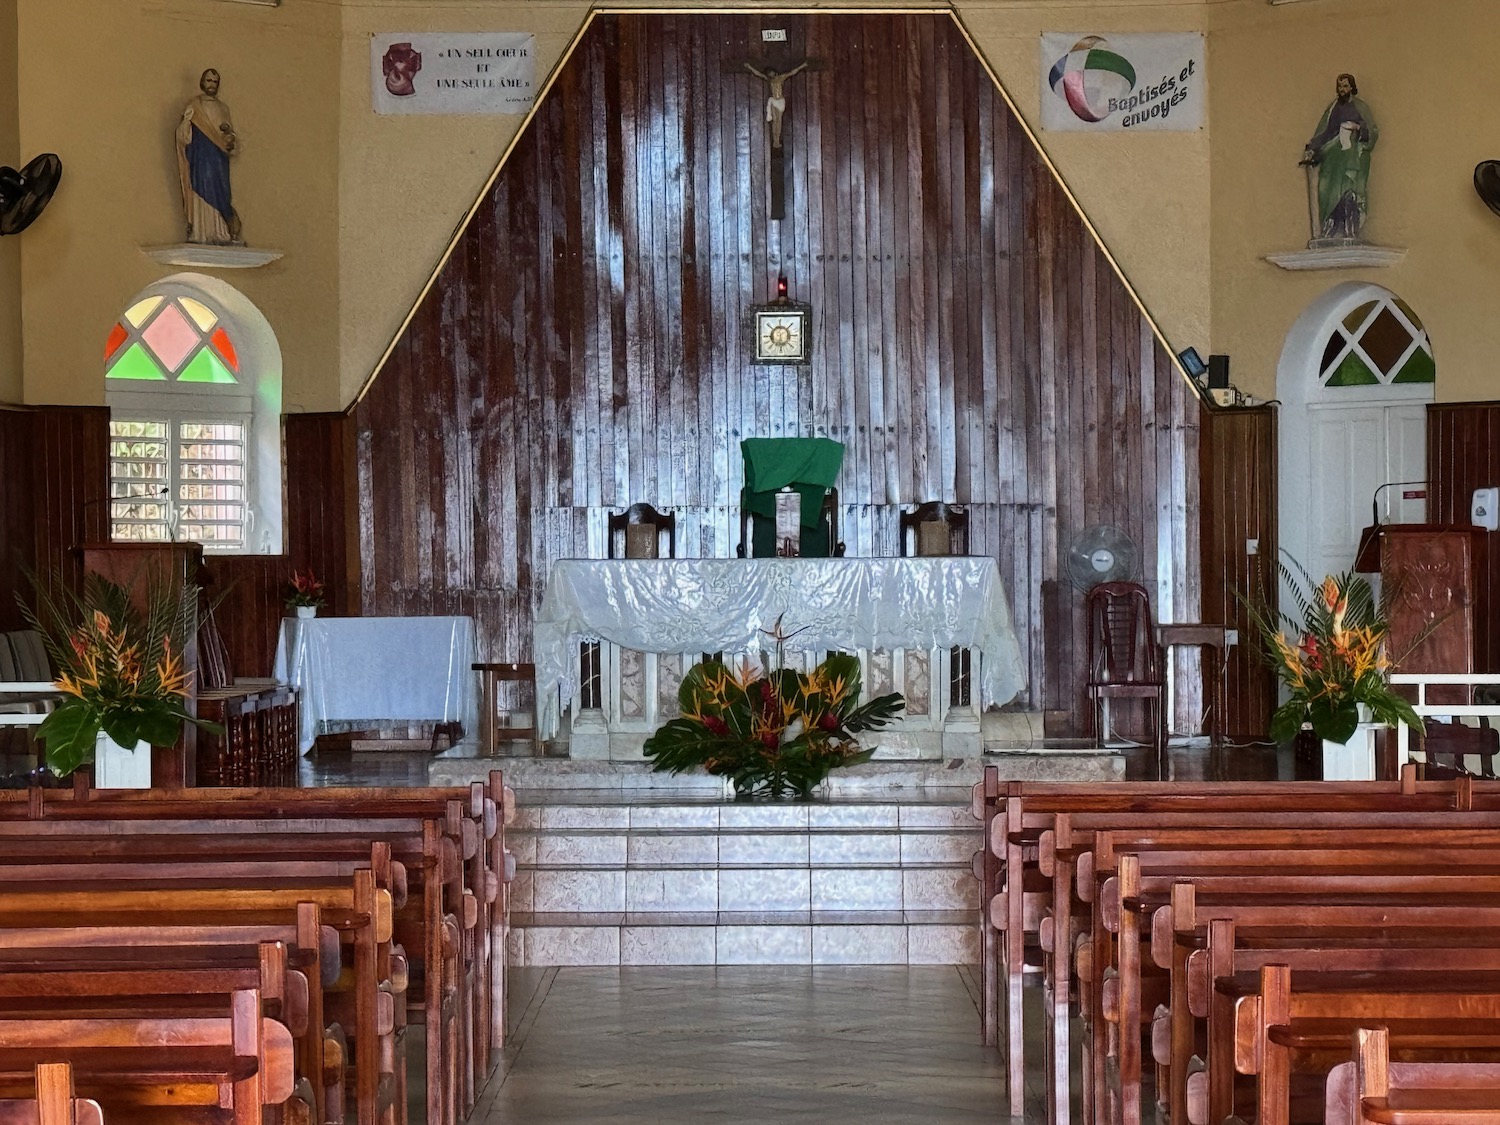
[535,558,1026,739]
[273,616,478,753]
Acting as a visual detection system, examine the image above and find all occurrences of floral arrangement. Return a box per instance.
[285,568,326,610]
[19,573,217,777]
[1249,561,1421,745]
[644,651,905,799]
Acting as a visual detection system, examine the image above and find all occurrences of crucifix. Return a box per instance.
[736,55,820,220]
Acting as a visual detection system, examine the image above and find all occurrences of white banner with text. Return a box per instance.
[371,32,536,115]
[1040,33,1204,132]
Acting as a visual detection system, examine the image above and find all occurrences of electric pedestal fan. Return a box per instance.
[1065,524,1140,592]
[0,153,63,235]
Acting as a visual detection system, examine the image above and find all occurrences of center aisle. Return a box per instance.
[479,965,1009,1123]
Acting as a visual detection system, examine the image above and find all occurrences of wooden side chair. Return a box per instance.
[1085,580,1166,771]
[899,501,970,557]
[607,503,677,560]
[472,662,539,756]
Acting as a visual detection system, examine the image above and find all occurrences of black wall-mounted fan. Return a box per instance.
[1476,161,1500,218]
[0,153,63,235]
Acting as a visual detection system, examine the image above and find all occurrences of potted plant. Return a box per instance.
[643,651,905,799]
[285,569,326,619]
[19,572,217,787]
[1247,562,1421,780]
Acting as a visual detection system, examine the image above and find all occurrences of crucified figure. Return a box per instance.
[743,60,809,149]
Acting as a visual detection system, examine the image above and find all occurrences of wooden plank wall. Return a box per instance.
[1428,403,1500,674]
[355,11,1202,724]
[1198,403,1278,738]
[0,406,110,631]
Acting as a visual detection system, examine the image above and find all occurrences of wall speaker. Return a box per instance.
[1207,354,1230,390]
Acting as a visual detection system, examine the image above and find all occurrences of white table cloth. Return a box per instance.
[273,616,478,753]
[535,558,1027,739]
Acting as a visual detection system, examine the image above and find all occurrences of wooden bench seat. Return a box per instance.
[0,777,510,1125]
[0,1063,103,1125]
[0,989,293,1125]
[1326,1026,1500,1125]
[0,875,390,1125]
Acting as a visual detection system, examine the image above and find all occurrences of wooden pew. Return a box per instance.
[0,777,509,1125]
[1327,1025,1500,1125]
[0,1064,104,1125]
[1236,964,1500,1125]
[0,988,294,1125]
[0,877,389,1125]
[980,776,1476,1122]
[1183,915,1500,1125]
[0,911,338,1125]
[1094,833,1500,1125]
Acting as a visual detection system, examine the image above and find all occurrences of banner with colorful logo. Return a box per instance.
[1040,33,1204,132]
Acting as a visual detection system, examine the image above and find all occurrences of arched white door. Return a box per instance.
[1277,283,1435,591]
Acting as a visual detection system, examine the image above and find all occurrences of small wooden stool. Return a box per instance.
[473,662,539,756]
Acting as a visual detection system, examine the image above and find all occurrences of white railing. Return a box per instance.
[565,643,982,761]
[0,682,62,726]
[1390,673,1500,771]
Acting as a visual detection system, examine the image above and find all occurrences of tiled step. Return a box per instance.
[507,789,983,967]
[514,826,980,868]
[509,909,978,966]
[512,863,977,913]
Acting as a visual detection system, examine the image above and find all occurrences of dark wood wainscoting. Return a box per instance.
[1428,403,1500,674]
[1198,404,1278,738]
[205,414,354,680]
[1,406,350,684]
[0,406,110,630]
[355,11,1202,725]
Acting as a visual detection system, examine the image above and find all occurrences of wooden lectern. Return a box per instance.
[76,542,203,788]
[1380,525,1484,708]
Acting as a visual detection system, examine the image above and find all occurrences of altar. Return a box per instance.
[273,616,478,753]
[535,557,1026,760]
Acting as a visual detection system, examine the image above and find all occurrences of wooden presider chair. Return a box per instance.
[899,501,969,557]
[607,503,677,560]
[1085,580,1166,772]
[738,487,844,558]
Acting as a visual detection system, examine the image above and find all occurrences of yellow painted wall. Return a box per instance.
[11,0,1210,411]
[337,2,1211,404]
[14,0,340,409]
[1209,0,1500,402]
[0,0,20,402]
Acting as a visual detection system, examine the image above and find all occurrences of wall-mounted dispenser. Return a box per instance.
[1474,487,1500,532]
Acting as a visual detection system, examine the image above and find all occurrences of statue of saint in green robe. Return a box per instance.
[1301,73,1378,243]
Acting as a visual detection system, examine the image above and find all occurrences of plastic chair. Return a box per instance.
[1085,581,1166,773]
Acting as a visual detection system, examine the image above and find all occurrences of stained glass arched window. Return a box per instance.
[104,294,241,386]
[104,280,280,554]
[1319,294,1435,388]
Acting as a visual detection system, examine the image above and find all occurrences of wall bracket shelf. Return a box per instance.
[141,244,284,269]
[1265,244,1406,271]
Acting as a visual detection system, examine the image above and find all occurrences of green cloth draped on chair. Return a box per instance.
[738,437,845,558]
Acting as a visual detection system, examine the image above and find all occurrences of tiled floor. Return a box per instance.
[478,965,1016,1123]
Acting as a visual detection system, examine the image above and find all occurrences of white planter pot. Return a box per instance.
[295,605,317,620]
[94,733,153,789]
[1321,722,1381,782]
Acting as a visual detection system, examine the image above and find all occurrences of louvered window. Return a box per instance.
[109,417,247,551]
